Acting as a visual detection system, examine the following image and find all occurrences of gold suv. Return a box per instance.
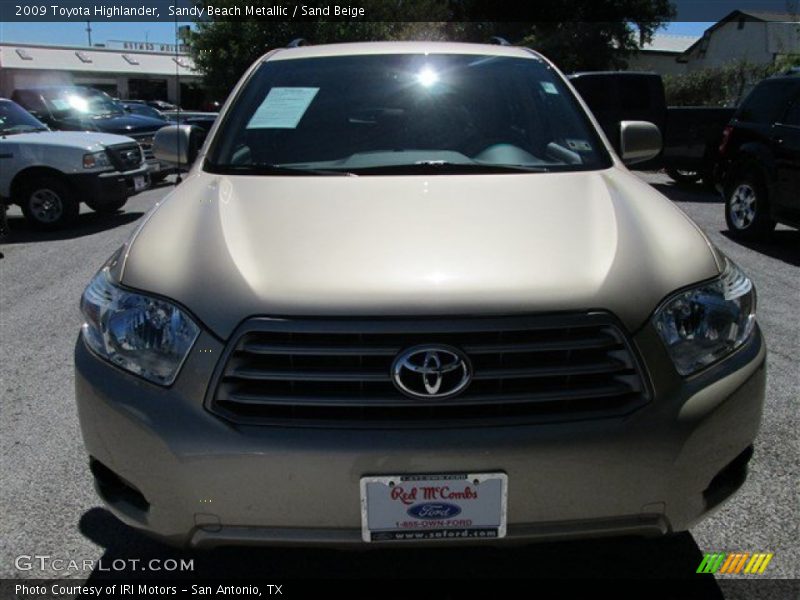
[75,42,765,548]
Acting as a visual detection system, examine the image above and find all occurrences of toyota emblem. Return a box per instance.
[391,345,472,399]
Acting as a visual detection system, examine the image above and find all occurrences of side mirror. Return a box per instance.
[152,124,201,169]
[619,121,662,165]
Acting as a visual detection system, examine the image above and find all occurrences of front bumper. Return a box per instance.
[145,159,175,177]
[74,323,766,549]
[69,165,150,206]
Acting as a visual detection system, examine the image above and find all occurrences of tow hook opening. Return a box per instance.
[89,457,150,513]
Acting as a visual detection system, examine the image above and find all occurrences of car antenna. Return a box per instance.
[174,17,183,184]
[287,38,310,48]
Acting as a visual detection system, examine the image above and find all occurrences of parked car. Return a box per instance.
[0,98,148,229]
[162,110,218,134]
[146,99,179,112]
[120,101,167,122]
[569,71,735,185]
[76,42,765,549]
[11,86,172,182]
[716,75,800,239]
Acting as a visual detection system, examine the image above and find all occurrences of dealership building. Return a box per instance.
[0,40,205,107]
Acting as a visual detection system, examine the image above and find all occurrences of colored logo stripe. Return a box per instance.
[697,553,726,573]
[719,553,749,573]
[744,553,773,574]
[697,553,773,574]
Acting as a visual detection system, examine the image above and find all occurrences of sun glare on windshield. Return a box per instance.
[416,66,440,88]
[67,95,89,113]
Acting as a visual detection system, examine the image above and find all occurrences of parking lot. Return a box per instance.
[0,172,797,590]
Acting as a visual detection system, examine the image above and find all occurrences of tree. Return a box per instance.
[188,0,450,99]
[664,57,800,107]
[458,0,676,72]
[187,0,676,99]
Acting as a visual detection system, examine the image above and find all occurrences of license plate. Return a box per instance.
[133,176,146,192]
[360,473,507,542]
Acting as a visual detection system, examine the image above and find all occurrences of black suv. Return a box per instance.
[11,86,171,182]
[717,76,800,239]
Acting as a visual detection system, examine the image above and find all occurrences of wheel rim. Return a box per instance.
[730,184,757,229]
[29,188,64,223]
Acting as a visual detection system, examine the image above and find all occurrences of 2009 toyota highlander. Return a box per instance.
[74,42,766,548]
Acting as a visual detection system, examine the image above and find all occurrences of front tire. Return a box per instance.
[725,175,776,241]
[0,201,9,239]
[19,176,79,230]
[86,198,127,214]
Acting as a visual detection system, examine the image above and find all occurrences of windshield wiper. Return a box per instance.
[210,163,357,177]
[347,161,550,175]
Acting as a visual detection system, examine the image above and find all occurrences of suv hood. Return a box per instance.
[55,113,165,134]
[2,130,137,150]
[121,168,720,338]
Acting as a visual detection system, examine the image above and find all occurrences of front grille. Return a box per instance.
[106,142,143,171]
[208,314,649,427]
[128,133,155,161]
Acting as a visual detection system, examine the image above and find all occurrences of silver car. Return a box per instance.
[75,42,766,548]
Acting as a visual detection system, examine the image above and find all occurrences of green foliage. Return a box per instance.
[773,53,800,73]
[663,59,797,107]
[188,0,449,98]
[187,0,676,99]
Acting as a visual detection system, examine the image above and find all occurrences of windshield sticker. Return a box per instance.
[246,87,319,129]
[566,139,593,152]
[540,82,559,95]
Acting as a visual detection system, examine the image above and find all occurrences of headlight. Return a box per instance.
[80,267,200,385]
[83,151,111,169]
[653,258,756,376]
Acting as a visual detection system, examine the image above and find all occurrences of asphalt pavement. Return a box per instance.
[0,172,797,593]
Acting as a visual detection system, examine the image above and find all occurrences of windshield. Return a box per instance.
[125,103,165,120]
[41,88,124,118]
[207,53,611,175]
[0,100,49,135]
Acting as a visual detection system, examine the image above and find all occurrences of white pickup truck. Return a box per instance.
[0,98,150,230]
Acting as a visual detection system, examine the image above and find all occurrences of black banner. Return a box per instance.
[1,0,799,23]
[3,579,800,600]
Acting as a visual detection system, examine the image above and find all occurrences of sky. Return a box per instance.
[0,21,193,46]
[0,20,715,47]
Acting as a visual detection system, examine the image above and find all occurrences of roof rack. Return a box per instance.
[489,36,511,46]
[287,38,310,48]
